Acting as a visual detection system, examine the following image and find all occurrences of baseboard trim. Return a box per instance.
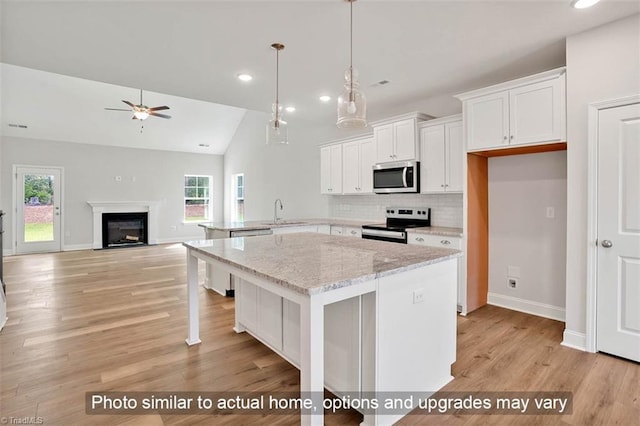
[3,249,15,257]
[487,292,565,322]
[561,329,587,352]
[62,244,93,252]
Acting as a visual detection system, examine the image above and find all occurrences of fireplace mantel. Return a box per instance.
[87,201,159,249]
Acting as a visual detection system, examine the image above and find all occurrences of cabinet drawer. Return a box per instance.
[408,233,461,249]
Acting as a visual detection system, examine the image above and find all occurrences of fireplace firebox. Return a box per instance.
[102,212,148,248]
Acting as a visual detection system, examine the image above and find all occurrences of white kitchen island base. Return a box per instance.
[184,234,459,425]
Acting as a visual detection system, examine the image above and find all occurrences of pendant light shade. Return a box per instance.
[337,0,367,129]
[267,43,288,145]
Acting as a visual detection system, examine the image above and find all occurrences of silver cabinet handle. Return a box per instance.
[350,230,357,235]
[510,135,514,140]
[441,240,451,245]
[415,237,424,242]
[503,136,508,141]
[601,240,613,248]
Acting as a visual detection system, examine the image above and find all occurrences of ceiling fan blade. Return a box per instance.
[104,108,131,111]
[151,113,172,119]
[122,100,135,107]
[149,106,170,112]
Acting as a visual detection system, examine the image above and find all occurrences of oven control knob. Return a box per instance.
[417,211,422,215]
[422,210,427,215]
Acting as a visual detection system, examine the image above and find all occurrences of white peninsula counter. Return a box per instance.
[183,233,461,425]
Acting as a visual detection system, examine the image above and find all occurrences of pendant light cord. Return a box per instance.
[349,0,354,99]
[275,48,280,122]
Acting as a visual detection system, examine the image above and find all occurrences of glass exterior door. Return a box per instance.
[16,167,62,254]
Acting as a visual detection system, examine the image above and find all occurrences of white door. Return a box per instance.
[342,140,360,194]
[445,121,464,192]
[393,119,417,161]
[596,103,640,362]
[358,138,376,193]
[420,125,446,193]
[15,166,63,254]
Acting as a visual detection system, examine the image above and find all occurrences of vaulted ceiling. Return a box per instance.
[1,0,638,153]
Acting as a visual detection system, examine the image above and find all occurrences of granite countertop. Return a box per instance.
[408,226,464,237]
[198,218,373,232]
[184,233,461,296]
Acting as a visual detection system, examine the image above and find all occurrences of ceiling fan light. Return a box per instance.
[133,110,150,120]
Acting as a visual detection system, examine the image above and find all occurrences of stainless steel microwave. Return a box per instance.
[373,160,420,194]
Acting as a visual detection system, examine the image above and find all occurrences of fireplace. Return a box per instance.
[102,212,148,248]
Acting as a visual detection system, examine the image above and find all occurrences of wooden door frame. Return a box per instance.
[585,94,640,353]
[12,164,65,254]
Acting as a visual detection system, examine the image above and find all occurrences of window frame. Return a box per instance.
[183,174,213,223]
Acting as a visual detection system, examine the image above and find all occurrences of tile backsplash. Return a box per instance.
[328,193,463,228]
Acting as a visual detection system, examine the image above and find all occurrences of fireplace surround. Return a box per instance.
[87,201,159,249]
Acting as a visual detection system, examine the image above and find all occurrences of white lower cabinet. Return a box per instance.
[330,225,362,238]
[272,225,319,235]
[408,233,464,311]
[237,281,362,393]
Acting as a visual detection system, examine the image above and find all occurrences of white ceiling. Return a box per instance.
[1,0,639,153]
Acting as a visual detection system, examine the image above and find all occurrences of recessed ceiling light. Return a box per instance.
[285,106,296,113]
[571,0,600,9]
[237,73,253,82]
[319,95,331,102]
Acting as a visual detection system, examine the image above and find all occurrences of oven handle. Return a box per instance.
[402,167,408,188]
[362,228,406,240]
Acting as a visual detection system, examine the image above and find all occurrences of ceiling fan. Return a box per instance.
[105,89,171,121]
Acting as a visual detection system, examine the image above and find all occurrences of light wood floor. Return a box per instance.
[0,244,638,425]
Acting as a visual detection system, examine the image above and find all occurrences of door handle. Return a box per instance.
[601,240,613,248]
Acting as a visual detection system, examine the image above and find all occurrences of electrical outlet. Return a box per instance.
[546,206,555,219]
[413,288,424,304]
[170,225,177,231]
[508,278,517,289]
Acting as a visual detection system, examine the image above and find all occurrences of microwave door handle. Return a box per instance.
[402,167,408,188]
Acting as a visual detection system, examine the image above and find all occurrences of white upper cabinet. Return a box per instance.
[457,67,566,152]
[320,144,342,194]
[342,137,376,194]
[372,113,432,163]
[420,115,463,193]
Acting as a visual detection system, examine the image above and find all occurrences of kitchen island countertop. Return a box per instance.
[184,232,460,295]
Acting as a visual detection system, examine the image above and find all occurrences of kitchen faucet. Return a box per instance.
[274,199,283,223]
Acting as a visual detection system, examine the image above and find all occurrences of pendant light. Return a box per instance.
[266,43,288,145]
[337,0,367,129]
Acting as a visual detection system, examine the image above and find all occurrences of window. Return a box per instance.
[184,175,212,222]
[232,173,245,222]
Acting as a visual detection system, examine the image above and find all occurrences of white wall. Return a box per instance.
[223,110,332,222]
[1,136,224,251]
[488,151,567,320]
[565,14,640,344]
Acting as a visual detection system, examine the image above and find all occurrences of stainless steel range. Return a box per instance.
[362,207,431,244]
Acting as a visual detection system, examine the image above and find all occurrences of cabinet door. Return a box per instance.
[509,78,564,145]
[257,288,283,351]
[466,91,509,151]
[320,146,332,194]
[445,121,463,192]
[342,141,360,194]
[393,119,418,161]
[420,125,446,193]
[237,278,258,332]
[375,123,394,162]
[282,299,300,365]
[358,138,376,193]
[329,144,343,194]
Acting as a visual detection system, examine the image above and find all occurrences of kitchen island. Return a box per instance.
[183,233,460,425]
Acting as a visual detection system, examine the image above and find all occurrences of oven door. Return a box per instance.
[361,227,407,244]
[373,161,419,194]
